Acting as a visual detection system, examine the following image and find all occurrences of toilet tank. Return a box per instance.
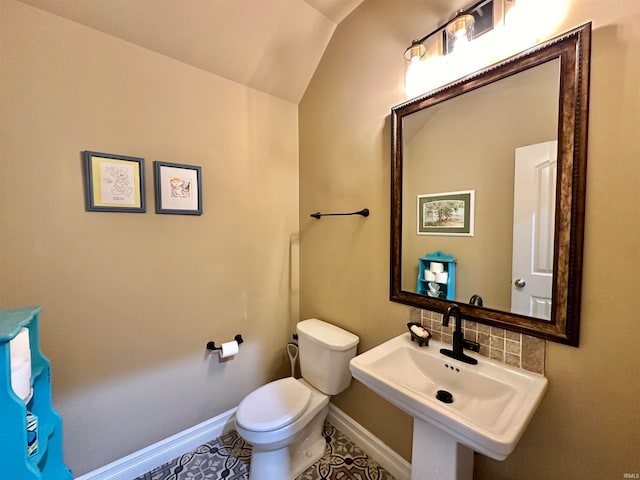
[297,319,359,395]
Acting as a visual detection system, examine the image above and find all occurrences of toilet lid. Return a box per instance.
[236,377,311,432]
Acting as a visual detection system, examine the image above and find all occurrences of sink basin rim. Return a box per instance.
[349,333,548,460]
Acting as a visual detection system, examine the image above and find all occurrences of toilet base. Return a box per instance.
[250,447,290,480]
[247,404,328,480]
[290,404,327,478]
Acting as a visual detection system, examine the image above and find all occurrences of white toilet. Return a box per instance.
[235,318,359,480]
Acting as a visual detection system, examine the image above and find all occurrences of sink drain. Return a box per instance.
[436,389,454,404]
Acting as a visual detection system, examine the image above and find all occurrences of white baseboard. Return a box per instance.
[327,404,411,480]
[75,403,411,480]
[74,408,237,480]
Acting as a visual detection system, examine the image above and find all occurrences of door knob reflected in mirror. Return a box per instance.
[514,279,526,288]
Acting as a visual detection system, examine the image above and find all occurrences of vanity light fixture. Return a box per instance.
[402,0,490,63]
[404,40,427,62]
[402,0,495,97]
[445,10,475,52]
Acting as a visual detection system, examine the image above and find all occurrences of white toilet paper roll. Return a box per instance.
[11,359,32,401]
[10,328,31,363]
[430,262,444,273]
[219,341,239,359]
[424,270,436,281]
[435,271,448,284]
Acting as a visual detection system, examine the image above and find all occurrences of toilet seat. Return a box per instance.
[236,377,311,432]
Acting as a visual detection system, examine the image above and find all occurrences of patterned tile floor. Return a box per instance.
[134,421,395,480]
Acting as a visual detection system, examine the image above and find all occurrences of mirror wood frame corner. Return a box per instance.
[390,23,591,346]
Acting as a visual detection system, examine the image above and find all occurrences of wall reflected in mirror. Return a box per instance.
[401,59,560,320]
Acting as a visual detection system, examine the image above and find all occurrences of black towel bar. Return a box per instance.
[310,208,369,219]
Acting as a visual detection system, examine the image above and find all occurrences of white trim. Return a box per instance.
[74,408,237,480]
[327,404,411,480]
[74,403,411,480]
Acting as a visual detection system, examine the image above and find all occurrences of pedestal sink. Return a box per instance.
[349,333,547,480]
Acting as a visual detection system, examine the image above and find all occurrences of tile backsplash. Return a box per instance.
[409,308,545,374]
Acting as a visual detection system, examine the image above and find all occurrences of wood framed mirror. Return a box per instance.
[390,23,591,346]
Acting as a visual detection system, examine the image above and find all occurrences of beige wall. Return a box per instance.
[300,0,640,478]
[0,0,299,475]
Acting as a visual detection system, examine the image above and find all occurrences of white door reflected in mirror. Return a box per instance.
[511,141,556,320]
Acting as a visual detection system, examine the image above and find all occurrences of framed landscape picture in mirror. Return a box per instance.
[417,190,475,236]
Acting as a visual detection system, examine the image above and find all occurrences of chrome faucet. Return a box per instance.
[440,304,478,365]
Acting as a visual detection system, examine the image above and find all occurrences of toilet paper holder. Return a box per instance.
[206,334,244,352]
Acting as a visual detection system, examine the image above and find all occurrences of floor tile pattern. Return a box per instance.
[134,421,395,480]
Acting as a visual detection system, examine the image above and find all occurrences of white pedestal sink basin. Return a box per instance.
[349,333,547,479]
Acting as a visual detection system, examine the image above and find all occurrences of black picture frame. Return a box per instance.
[84,151,146,213]
[154,161,203,215]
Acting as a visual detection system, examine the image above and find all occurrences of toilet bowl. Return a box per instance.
[236,378,329,479]
[235,319,359,480]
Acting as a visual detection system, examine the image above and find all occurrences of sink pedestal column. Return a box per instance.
[412,418,473,480]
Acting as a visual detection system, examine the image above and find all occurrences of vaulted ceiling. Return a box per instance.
[17,0,366,103]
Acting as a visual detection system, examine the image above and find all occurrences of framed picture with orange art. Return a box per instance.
[153,161,202,215]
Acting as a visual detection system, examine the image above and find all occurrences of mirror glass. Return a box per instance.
[390,24,591,345]
[401,59,560,319]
